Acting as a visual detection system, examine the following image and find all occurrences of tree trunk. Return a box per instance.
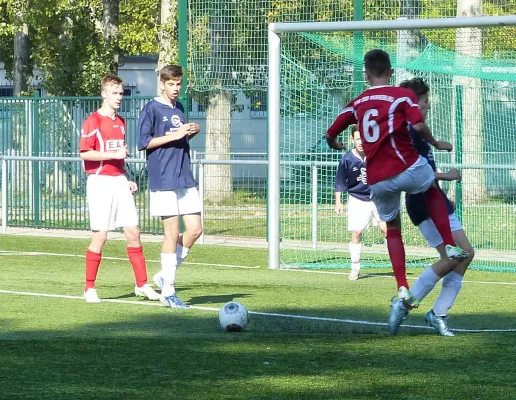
[205,90,232,204]
[103,0,120,74]
[13,24,29,96]
[453,0,485,205]
[156,0,178,93]
[396,0,423,83]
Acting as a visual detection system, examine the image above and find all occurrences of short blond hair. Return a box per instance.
[101,74,123,90]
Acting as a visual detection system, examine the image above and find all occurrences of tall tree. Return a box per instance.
[156,0,178,93]
[103,0,120,74]
[454,0,485,205]
[11,0,29,95]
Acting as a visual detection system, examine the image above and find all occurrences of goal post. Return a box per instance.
[267,15,516,270]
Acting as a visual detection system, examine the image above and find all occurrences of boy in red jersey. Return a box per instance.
[325,50,469,334]
[79,74,159,303]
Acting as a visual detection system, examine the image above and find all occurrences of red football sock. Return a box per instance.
[386,229,409,290]
[85,250,101,291]
[423,187,456,247]
[127,246,148,287]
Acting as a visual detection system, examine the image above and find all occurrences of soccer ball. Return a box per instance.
[219,301,249,332]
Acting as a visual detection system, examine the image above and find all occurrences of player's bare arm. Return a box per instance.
[412,122,453,152]
[144,124,190,150]
[80,146,128,161]
[436,168,461,182]
[334,191,344,215]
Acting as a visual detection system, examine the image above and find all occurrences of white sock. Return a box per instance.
[176,244,190,266]
[161,253,177,296]
[411,266,441,303]
[349,242,362,270]
[433,271,463,317]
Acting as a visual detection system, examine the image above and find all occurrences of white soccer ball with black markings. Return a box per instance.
[219,301,249,332]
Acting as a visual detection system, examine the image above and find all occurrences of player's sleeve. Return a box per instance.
[176,101,185,114]
[334,157,349,193]
[327,104,357,139]
[79,116,98,153]
[404,92,425,126]
[137,104,155,151]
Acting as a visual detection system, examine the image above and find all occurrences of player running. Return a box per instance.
[79,74,160,303]
[334,125,387,280]
[387,77,475,336]
[326,49,469,318]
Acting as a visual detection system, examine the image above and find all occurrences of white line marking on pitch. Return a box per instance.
[0,289,515,334]
[0,250,259,269]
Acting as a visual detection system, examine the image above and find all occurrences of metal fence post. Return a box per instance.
[311,163,318,249]
[198,161,205,244]
[1,158,7,234]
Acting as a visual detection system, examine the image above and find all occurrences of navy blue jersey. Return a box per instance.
[137,98,196,191]
[334,150,371,202]
[405,127,454,226]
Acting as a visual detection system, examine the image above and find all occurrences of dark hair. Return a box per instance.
[101,74,123,90]
[350,125,359,137]
[399,77,430,97]
[364,49,392,78]
[160,65,183,81]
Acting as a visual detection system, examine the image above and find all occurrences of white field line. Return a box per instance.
[1,249,516,286]
[0,289,515,334]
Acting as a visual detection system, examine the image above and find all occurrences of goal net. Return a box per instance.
[269,17,516,272]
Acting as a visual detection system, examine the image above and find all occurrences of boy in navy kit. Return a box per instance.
[334,125,387,280]
[325,49,469,334]
[399,77,475,336]
[137,65,203,308]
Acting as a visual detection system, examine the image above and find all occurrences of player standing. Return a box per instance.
[137,65,203,309]
[325,50,469,317]
[79,74,160,303]
[388,77,475,336]
[334,125,387,280]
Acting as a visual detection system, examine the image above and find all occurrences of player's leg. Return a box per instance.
[176,187,203,267]
[116,176,159,301]
[347,196,369,280]
[83,175,112,303]
[370,180,412,298]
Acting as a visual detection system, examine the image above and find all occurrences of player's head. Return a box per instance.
[350,125,363,152]
[364,49,393,84]
[159,65,183,102]
[400,77,430,119]
[100,74,124,111]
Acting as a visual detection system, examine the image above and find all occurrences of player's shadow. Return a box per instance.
[110,286,191,300]
[187,293,253,305]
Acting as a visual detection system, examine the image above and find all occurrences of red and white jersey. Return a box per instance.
[327,86,424,185]
[80,111,126,176]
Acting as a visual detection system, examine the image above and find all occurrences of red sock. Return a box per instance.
[386,229,409,290]
[127,246,147,288]
[423,187,456,246]
[85,250,101,291]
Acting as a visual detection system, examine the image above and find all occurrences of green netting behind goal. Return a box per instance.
[279,27,516,272]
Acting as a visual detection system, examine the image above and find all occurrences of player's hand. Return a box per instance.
[334,203,344,215]
[445,168,461,182]
[435,141,453,152]
[187,123,200,137]
[112,146,128,160]
[128,181,138,193]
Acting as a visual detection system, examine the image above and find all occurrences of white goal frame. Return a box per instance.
[266,15,516,270]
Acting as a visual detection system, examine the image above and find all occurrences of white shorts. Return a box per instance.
[369,156,435,222]
[418,213,464,248]
[347,196,382,232]
[87,174,138,231]
[150,187,201,217]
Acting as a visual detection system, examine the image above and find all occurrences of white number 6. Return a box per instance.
[362,109,380,143]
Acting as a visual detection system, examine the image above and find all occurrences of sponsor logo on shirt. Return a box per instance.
[357,167,367,185]
[171,115,182,127]
[105,139,125,151]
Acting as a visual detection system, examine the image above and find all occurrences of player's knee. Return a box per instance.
[465,246,475,260]
[125,227,141,244]
[351,230,362,240]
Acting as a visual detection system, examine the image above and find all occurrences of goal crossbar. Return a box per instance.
[267,15,516,270]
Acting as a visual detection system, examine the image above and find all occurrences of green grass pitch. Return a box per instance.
[1,235,516,399]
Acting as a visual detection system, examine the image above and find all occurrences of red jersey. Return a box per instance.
[327,86,424,185]
[80,111,126,176]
